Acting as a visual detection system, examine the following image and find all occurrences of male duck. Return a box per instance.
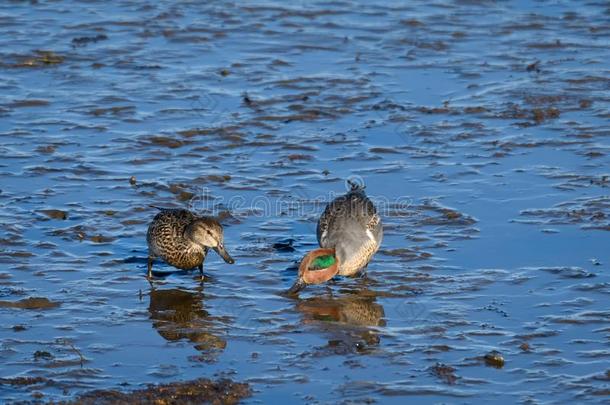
[288,180,383,293]
[146,208,234,279]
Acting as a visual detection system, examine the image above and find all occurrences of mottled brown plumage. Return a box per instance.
[146,208,234,279]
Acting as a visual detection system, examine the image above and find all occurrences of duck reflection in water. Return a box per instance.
[148,287,226,356]
[296,289,386,352]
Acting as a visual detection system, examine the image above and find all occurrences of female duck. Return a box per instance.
[288,181,382,293]
[146,208,234,279]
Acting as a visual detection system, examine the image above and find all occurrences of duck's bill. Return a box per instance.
[286,278,307,295]
[214,244,235,264]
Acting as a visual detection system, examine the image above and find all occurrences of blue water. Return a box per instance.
[1,0,609,403]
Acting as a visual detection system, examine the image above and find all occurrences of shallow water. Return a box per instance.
[1,0,609,403]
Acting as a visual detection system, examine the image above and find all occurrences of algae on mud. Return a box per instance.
[71,378,250,405]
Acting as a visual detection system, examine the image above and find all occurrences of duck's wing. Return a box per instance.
[153,208,195,226]
[317,194,347,247]
[148,209,197,244]
[347,189,382,245]
[366,205,383,244]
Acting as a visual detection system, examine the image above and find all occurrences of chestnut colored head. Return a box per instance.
[286,248,340,295]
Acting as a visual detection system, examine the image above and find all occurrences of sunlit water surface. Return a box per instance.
[0,1,609,403]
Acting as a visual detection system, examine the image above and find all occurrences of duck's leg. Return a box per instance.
[197,262,213,282]
[198,248,209,282]
[147,256,154,279]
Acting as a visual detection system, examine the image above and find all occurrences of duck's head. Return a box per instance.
[287,248,340,294]
[185,218,235,264]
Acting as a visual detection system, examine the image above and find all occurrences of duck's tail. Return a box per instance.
[149,205,166,211]
[346,177,366,192]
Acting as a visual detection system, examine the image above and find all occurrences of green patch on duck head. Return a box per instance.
[308,254,336,270]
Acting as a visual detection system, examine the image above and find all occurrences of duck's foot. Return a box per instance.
[196,273,214,283]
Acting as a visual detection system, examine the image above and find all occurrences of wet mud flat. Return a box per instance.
[1,377,249,405]
[1,0,609,404]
